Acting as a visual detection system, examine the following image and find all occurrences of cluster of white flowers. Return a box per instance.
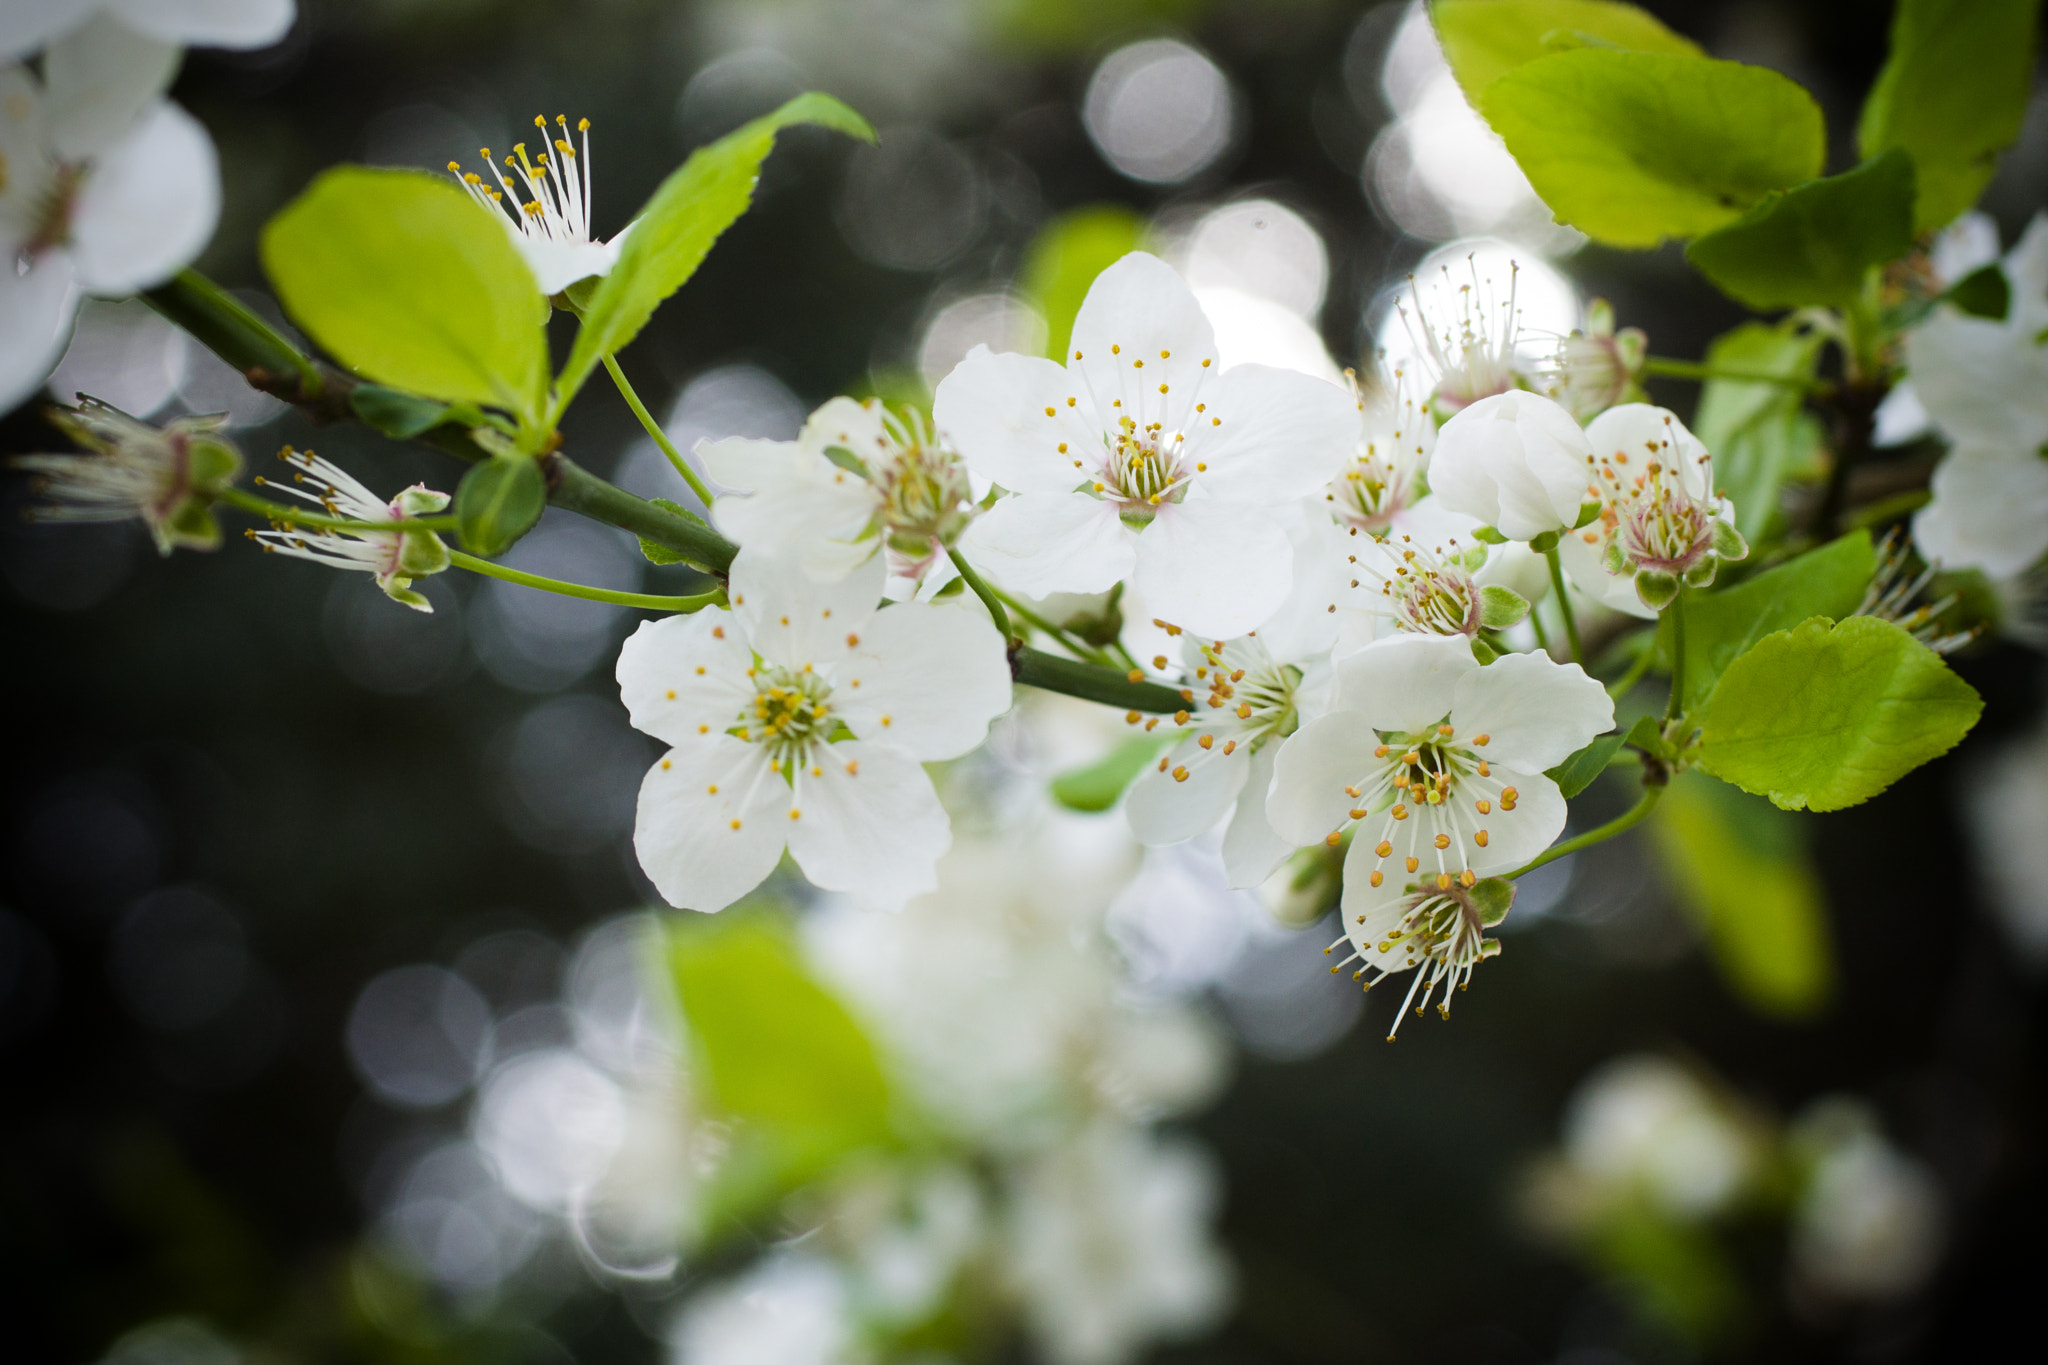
[0,0,295,411]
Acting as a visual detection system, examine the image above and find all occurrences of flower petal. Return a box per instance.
[1332,633,1476,733]
[1907,309,2048,453]
[832,600,1013,760]
[1133,499,1291,638]
[1914,446,2048,579]
[1267,712,1386,844]
[517,235,621,296]
[1433,391,1592,540]
[731,548,884,671]
[787,741,951,910]
[634,737,790,912]
[615,609,755,747]
[1220,742,1292,889]
[1190,364,1356,504]
[958,491,1132,598]
[703,433,876,580]
[1448,650,1613,771]
[1126,735,1250,847]
[68,100,219,294]
[0,0,93,59]
[42,14,179,160]
[1556,524,1654,618]
[1069,251,1219,410]
[0,260,80,416]
[1585,403,1712,501]
[109,0,296,49]
[932,344,1098,494]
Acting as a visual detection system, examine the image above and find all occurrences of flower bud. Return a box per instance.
[1430,391,1596,542]
[1546,299,1647,423]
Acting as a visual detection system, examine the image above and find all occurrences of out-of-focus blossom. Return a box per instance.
[450,115,629,297]
[0,0,293,60]
[935,252,1354,637]
[1430,390,1594,541]
[1558,1055,1761,1221]
[702,396,975,594]
[0,19,221,412]
[1004,1120,1231,1365]
[1853,530,1977,655]
[1967,716,2048,964]
[11,397,239,554]
[669,1254,855,1365]
[1545,299,1647,423]
[617,553,1012,911]
[248,447,450,611]
[1396,258,1537,420]
[1789,1099,1945,1302]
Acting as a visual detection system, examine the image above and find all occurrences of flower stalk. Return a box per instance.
[447,550,725,612]
[603,354,715,506]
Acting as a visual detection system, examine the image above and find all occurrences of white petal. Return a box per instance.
[0,257,80,415]
[730,548,884,671]
[109,0,296,48]
[1069,251,1219,405]
[1914,447,2048,579]
[42,14,179,160]
[1556,524,1654,618]
[1189,364,1357,504]
[1133,500,1291,638]
[1585,403,1713,500]
[1449,650,1614,772]
[1873,382,1932,449]
[1250,509,1342,663]
[1266,712,1385,845]
[787,741,951,910]
[0,0,94,59]
[518,235,620,296]
[798,394,892,461]
[831,601,1013,760]
[634,738,790,912]
[1433,391,1592,539]
[68,100,219,294]
[1126,735,1250,847]
[1220,742,1292,889]
[703,435,876,579]
[931,344,1099,494]
[1907,309,2048,453]
[1457,765,1565,870]
[616,609,756,748]
[1332,633,1475,732]
[958,491,1132,598]
[2002,211,2048,310]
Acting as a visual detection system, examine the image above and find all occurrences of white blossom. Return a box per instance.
[1429,390,1595,541]
[1543,297,1646,423]
[0,0,293,60]
[1268,633,1611,928]
[1560,1054,1760,1220]
[451,114,628,296]
[700,396,975,592]
[617,553,1012,912]
[670,1254,855,1365]
[1322,361,1438,538]
[1,18,221,412]
[1396,256,1535,420]
[1003,1120,1231,1365]
[933,251,1355,638]
[11,397,239,553]
[247,447,450,611]
[1790,1099,1944,1300]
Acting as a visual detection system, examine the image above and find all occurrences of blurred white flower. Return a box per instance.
[1966,716,2048,964]
[1431,390,1595,541]
[830,1162,985,1327]
[1545,299,1647,423]
[1790,1099,1945,1300]
[0,18,221,413]
[617,552,1012,911]
[1395,258,1538,420]
[450,115,629,297]
[11,398,239,554]
[1324,362,1438,537]
[1,0,293,59]
[670,1254,855,1365]
[1004,1120,1231,1365]
[248,447,450,612]
[935,252,1355,637]
[1562,1055,1759,1220]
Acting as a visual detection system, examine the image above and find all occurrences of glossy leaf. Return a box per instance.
[1545,731,1625,799]
[1858,0,2041,231]
[260,168,550,427]
[1480,49,1824,248]
[1663,531,1874,714]
[1431,0,1700,103]
[1688,320,1826,543]
[1697,616,1982,812]
[1685,150,1917,309]
[558,93,874,406]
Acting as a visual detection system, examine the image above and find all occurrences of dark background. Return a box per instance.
[4,1,2044,1361]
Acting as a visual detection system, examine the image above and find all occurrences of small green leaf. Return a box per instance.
[1685,150,1917,309]
[1697,616,1982,812]
[1858,0,2041,231]
[260,167,550,427]
[348,384,451,439]
[1689,320,1826,542]
[1546,731,1625,798]
[1019,206,1152,362]
[637,496,709,565]
[1662,531,1875,713]
[668,913,895,1204]
[1652,773,1832,1018]
[1480,49,1825,248]
[454,457,546,558]
[1051,734,1177,812]
[1479,584,1531,628]
[1947,263,2012,321]
[1430,0,1700,104]
[559,93,874,407]
[1624,713,1669,759]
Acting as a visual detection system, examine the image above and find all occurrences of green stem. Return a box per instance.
[220,485,458,534]
[1642,355,1819,390]
[947,547,1013,641]
[1666,588,1688,722]
[448,550,723,612]
[1011,645,1187,714]
[547,454,736,575]
[1509,782,1665,879]
[604,355,714,506]
[145,270,321,397]
[1527,596,1552,654]
[995,588,1111,665]
[1543,545,1583,665]
[1606,638,1657,699]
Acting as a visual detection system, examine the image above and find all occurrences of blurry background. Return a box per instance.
[4,0,2047,1361]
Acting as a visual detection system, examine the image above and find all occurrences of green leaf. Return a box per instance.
[454,457,545,558]
[1858,0,2042,232]
[1430,0,1701,104]
[558,93,874,408]
[1947,263,2012,321]
[1689,320,1827,543]
[1685,150,1917,309]
[1019,206,1151,361]
[1050,734,1177,813]
[1663,531,1875,713]
[260,167,550,427]
[667,914,895,1203]
[636,496,709,565]
[1479,49,1825,248]
[1652,773,1832,1018]
[1697,616,1982,812]
[348,384,451,439]
[1546,731,1625,798]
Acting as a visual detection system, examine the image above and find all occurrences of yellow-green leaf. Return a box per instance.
[1430,0,1700,104]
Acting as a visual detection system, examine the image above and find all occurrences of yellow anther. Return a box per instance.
[1370,870,1384,887]
[1405,856,1419,873]
[1475,830,1489,847]
[1172,766,1189,783]
[1326,832,1343,847]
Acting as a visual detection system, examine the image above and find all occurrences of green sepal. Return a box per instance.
[380,578,433,612]
[1635,568,1680,610]
[1528,528,1561,554]
[396,528,451,578]
[822,444,870,478]
[158,501,225,555]
[1467,876,1516,928]
[1573,498,1606,530]
[1947,263,2012,321]
[455,454,546,558]
[1472,524,1509,545]
[1711,519,1749,562]
[1457,544,1491,572]
[1602,537,1628,574]
[637,496,709,565]
[1470,635,1501,664]
[1479,584,1532,629]
[1683,559,1719,590]
[185,434,243,492]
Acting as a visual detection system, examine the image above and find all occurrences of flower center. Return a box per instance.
[1097,417,1190,524]
[739,667,834,765]
[1350,537,1482,637]
[1323,723,1520,894]
[1324,878,1505,1037]
[1193,639,1299,745]
[451,114,595,246]
[1616,463,1715,573]
[873,409,974,555]
[21,161,83,259]
[1331,444,1416,534]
